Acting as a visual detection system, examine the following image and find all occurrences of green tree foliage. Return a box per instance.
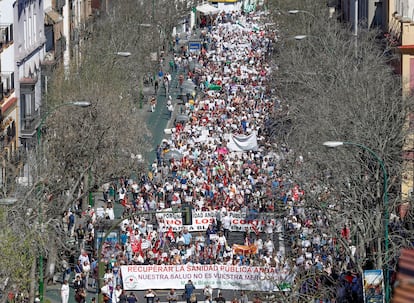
[0,207,36,299]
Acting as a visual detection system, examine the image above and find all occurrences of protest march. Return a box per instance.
[69,7,362,303]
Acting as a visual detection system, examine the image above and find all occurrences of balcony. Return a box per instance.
[20,111,40,138]
[0,23,13,50]
[10,145,25,166]
[0,72,15,102]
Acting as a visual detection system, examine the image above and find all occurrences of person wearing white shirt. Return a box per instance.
[264,237,274,255]
[61,280,70,303]
[222,213,231,238]
[254,238,263,255]
[203,285,213,303]
[265,221,274,235]
[101,280,111,301]
[78,250,90,266]
[217,231,227,257]
[118,186,126,202]
[113,284,123,303]
[103,269,114,288]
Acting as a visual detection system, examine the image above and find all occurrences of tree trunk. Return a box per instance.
[29,257,36,303]
[45,243,57,285]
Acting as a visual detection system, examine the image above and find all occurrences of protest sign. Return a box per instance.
[156,210,275,232]
[121,264,292,291]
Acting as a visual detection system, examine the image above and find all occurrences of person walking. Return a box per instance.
[184,280,196,303]
[74,287,86,303]
[167,288,178,303]
[167,103,174,119]
[154,79,159,93]
[144,289,157,303]
[126,292,138,303]
[61,280,70,303]
[239,291,248,303]
[150,97,157,112]
[163,75,169,96]
[203,285,213,303]
[214,293,225,303]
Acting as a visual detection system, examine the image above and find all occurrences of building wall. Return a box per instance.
[1,0,19,156]
[387,0,414,208]
[341,0,386,31]
[62,0,94,74]
[14,0,46,148]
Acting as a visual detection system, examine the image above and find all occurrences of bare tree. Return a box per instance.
[257,0,414,301]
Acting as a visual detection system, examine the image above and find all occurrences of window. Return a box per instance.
[24,20,27,49]
[33,14,36,43]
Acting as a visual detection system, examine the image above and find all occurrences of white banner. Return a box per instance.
[156,210,275,232]
[121,264,292,291]
[227,132,258,152]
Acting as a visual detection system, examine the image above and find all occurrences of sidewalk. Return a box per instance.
[144,53,181,165]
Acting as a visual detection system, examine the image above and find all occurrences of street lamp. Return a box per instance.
[292,35,321,41]
[288,9,316,18]
[322,141,390,303]
[115,52,131,57]
[294,35,308,41]
[0,197,18,205]
[36,100,91,303]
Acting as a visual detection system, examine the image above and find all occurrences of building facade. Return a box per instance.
[14,0,46,151]
[1,0,21,186]
[387,0,414,215]
[42,0,66,78]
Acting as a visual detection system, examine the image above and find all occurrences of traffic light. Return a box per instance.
[181,203,192,225]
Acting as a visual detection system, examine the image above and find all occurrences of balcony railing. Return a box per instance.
[0,23,13,49]
[20,111,40,137]
[0,72,15,101]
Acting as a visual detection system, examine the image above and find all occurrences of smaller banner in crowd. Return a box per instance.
[156,210,275,232]
[232,244,257,255]
[363,269,384,303]
[226,132,258,152]
[121,264,292,292]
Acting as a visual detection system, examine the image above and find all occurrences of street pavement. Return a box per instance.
[44,29,275,303]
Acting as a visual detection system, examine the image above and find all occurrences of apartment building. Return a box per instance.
[0,0,17,163]
[387,0,414,216]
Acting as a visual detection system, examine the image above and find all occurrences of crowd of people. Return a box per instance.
[63,8,365,303]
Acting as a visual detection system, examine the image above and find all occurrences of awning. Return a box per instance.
[45,10,63,25]
[196,4,220,15]
[1,97,17,114]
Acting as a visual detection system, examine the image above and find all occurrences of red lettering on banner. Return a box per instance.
[165,219,182,225]
[195,218,214,224]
